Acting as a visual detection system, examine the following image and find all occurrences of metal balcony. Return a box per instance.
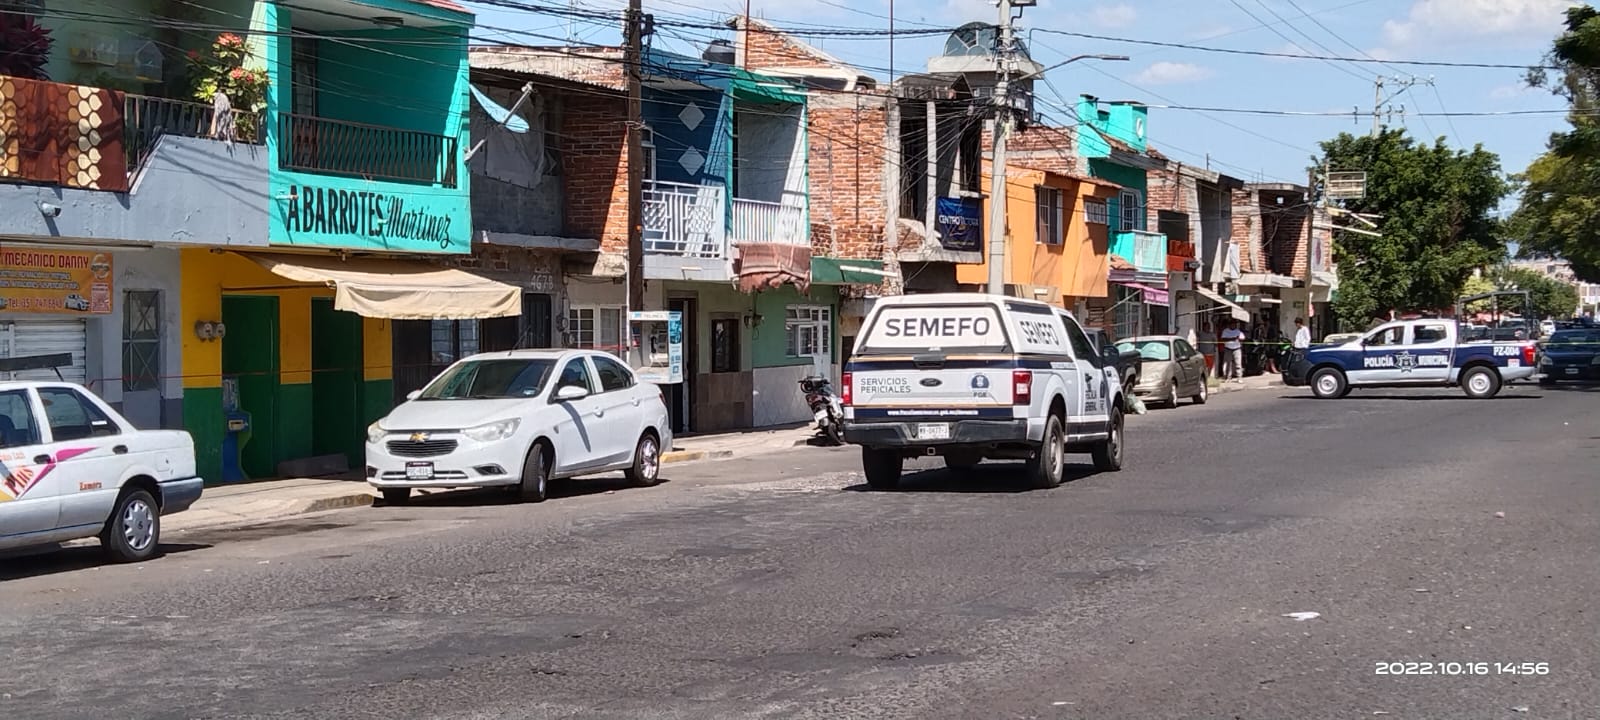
[276,112,458,187]
[731,194,807,245]
[642,180,727,258]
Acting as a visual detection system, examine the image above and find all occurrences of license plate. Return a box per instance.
[916,423,951,440]
[405,461,434,480]
[814,409,829,423]
[1508,358,1521,367]
[1566,367,1580,375]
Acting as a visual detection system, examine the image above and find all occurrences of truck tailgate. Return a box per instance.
[848,360,1016,420]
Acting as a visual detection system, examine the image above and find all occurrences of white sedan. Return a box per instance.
[366,349,672,505]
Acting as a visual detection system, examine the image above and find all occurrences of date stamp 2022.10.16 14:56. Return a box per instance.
[1374,661,1551,676]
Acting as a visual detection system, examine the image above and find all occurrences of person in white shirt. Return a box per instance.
[1292,317,1311,350]
[1219,320,1245,381]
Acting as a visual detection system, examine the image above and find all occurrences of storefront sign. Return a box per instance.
[936,197,983,252]
[0,249,113,314]
[270,173,471,254]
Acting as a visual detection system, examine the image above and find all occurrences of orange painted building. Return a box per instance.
[956,164,1123,309]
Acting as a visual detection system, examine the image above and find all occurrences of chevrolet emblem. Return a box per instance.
[409,432,430,443]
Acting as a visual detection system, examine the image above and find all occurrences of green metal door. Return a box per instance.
[311,298,364,469]
[221,295,280,481]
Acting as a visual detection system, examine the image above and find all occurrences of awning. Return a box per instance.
[245,253,521,320]
[1236,272,1296,288]
[1117,282,1169,307]
[735,243,812,293]
[811,257,890,285]
[1194,285,1250,322]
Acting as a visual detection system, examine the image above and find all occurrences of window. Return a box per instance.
[122,290,160,393]
[1059,313,1099,362]
[1175,339,1197,359]
[431,320,480,365]
[1113,285,1142,340]
[1035,186,1063,245]
[555,358,595,392]
[1084,199,1109,226]
[711,317,740,373]
[0,390,39,449]
[593,355,635,392]
[640,126,657,181]
[419,359,555,400]
[1119,189,1144,232]
[37,387,118,441]
[1366,327,1404,346]
[1412,324,1449,345]
[567,306,624,356]
[786,305,832,357]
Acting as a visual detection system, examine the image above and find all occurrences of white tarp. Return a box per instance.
[246,253,521,320]
[1194,285,1250,322]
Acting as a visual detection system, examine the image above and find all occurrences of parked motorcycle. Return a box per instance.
[799,376,843,445]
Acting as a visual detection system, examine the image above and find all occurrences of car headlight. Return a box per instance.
[366,422,386,444]
[462,418,520,442]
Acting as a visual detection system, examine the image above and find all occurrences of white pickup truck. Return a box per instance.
[0,379,202,562]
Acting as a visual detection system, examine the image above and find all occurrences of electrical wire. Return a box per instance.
[1032,28,1559,71]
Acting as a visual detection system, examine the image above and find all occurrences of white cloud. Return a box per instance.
[1381,0,1578,49]
[1133,61,1213,85]
[1089,3,1137,29]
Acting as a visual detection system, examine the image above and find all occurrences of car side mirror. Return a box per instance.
[1102,346,1121,364]
[552,384,590,402]
[405,390,422,401]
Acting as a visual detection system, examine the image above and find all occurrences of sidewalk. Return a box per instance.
[1210,373,1286,393]
[163,423,820,537]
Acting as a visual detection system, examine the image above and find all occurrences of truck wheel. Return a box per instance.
[1091,409,1124,472]
[862,447,903,490]
[1026,415,1067,489]
[1310,368,1347,399]
[101,488,160,563]
[1461,366,1502,399]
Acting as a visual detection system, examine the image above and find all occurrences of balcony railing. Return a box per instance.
[643,180,727,258]
[1112,229,1169,274]
[124,94,263,172]
[731,196,807,245]
[277,112,458,187]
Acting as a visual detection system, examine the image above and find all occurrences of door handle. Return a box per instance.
[114,445,128,455]
[594,409,605,417]
[34,454,51,464]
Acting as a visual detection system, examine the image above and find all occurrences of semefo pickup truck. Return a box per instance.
[1285,319,1537,399]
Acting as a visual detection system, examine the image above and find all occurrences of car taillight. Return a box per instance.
[841,372,853,406]
[1523,344,1537,365]
[1012,369,1032,405]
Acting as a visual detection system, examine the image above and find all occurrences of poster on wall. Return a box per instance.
[628,310,684,384]
[936,197,983,252]
[0,249,113,314]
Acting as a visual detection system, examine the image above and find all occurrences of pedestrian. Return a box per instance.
[1219,320,1245,382]
[1293,317,1311,351]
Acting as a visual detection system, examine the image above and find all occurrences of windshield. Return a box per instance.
[418,359,556,400]
[1118,340,1171,361]
[1549,330,1600,346]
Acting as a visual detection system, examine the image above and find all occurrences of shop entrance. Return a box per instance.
[311,298,364,469]
[667,296,696,434]
[221,295,280,480]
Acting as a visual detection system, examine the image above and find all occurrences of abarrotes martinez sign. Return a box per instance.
[271,182,470,254]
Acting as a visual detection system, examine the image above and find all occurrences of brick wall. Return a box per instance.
[808,99,891,260]
[1262,196,1309,277]
[1146,164,1184,227]
[991,124,1078,175]
[743,27,835,70]
[1230,188,1262,273]
[559,91,630,257]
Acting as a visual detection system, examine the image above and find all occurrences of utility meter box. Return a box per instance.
[628,310,683,384]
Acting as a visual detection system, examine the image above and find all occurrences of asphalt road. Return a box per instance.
[3,383,1597,720]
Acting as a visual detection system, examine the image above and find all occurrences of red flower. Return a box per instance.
[243,72,255,84]
[187,49,200,60]
[230,67,245,80]
[217,33,242,47]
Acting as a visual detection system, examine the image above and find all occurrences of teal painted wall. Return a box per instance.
[1092,159,1148,233]
[1075,96,1149,156]
[751,285,840,369]
[263,4,472,253]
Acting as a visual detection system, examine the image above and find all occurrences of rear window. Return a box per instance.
[1550,330,1600,345]
[858,304,1008,353]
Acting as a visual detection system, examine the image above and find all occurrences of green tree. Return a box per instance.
[1460,273,1499,312]
[1488,266,1581,319]
[1513,5,1600,281]
[1318,130,1509,324]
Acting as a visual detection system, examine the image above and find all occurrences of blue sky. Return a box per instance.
[464,0,1580,196]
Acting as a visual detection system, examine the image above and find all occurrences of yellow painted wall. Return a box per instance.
[364,317,392,381]
[179,249,334,388]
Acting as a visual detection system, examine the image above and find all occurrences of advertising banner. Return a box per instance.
[936,197,983,252]
[0,249,114,314]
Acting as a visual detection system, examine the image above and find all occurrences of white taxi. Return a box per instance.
[366,350,672,504]
[0,380,201,562]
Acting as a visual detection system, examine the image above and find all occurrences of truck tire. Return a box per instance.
[1310,367,1347,399]
[862,447,903,490]
[1461,366,1502,399]
[1025,414,1067,489]
[1091,408,1124,472]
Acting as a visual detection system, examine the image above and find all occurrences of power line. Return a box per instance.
[1229,0,1372,82]
[1032,28,1558,71]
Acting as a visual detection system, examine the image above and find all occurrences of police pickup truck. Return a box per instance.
[1285,318,1538,399]
[841,293,1125,490]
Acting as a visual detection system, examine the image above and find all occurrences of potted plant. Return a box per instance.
[0,9,54,79]
[186,33,267,140]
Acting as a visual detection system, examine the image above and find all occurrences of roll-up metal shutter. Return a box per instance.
[0,317,89,384]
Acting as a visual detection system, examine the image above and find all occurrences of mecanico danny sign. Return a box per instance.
[0,249,113,314]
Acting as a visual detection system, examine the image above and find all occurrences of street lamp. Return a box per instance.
[1019,53,1131,81]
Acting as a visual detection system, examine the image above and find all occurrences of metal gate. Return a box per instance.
[0,316,89,384]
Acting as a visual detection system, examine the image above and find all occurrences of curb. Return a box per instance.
[301,491,378,514]
[661,449,735,464]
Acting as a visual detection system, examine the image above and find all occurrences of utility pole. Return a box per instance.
[985,0,1016,295]
[624,0,645,318]
[1370,78,1382,137]
[1371,75,1430,137]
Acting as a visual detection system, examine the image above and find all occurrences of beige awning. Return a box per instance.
[1194,285,1250,322]
[246,253,521,320]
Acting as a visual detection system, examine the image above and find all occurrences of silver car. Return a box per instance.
[1117,335,1209,408]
